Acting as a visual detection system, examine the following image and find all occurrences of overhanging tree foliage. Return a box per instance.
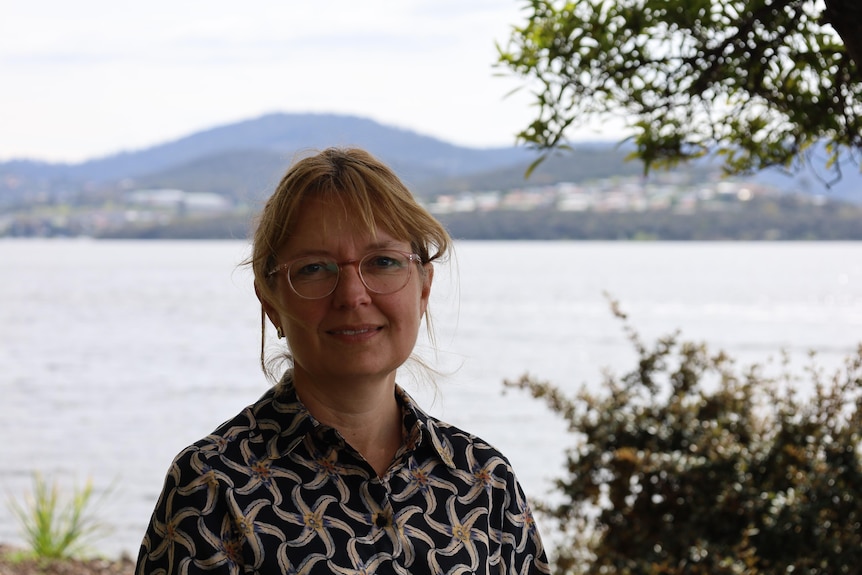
[506,302,862,574]
[497,0,862,181]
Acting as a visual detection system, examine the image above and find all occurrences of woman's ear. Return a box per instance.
[419,264,433,317]
[255,282,280,332]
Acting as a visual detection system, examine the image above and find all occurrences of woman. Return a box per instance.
[136,148,550,575]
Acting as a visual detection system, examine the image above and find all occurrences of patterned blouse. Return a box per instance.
[136,375,550,575]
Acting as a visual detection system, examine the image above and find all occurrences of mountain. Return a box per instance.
[14,113,533,181]
[1,112,859,207]
[0,113,540,205]
[128,140,647,201]
[749,152,862,201]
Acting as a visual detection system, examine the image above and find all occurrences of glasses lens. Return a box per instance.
[283,251,416,298]
[288,257,339,299]
[359,251,413,294]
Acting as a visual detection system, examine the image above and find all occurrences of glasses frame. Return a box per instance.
[267,250,424,300]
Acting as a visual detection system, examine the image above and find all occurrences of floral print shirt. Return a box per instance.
[136,376,550,575]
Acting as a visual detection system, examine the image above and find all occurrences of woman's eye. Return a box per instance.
[367,254,404,270]
[294,260,332,277]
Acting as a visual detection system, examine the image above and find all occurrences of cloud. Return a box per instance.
[0,1,611,162]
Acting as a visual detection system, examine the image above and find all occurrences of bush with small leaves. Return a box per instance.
[508,301,862,574]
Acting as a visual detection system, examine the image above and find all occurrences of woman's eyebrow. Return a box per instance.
[283,240,408,260]
[365,239,407,250]
[281,249,330,259]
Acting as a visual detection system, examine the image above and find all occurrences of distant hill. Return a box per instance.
[419,147,649,194]
[130,141,652,201]
[0,112,859,206]
[8,113,533,181]
[749,152,862,201]
[130,149,293,203]
[0,113,538,205]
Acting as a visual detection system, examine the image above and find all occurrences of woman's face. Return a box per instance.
[262,196,432,389]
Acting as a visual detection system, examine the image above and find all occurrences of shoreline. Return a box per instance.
[0,545,133,575]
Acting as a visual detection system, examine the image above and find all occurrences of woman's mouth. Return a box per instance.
[328,326,382,336]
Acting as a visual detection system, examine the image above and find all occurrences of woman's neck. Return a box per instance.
[292,370,404,477]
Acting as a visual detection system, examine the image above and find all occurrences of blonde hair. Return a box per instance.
[247,147,452,380]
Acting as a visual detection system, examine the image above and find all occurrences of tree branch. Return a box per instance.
[823,0,862,81]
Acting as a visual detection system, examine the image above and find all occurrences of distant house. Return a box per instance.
[127,188,232,214]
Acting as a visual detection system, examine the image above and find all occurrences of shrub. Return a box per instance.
[507,301,862,574]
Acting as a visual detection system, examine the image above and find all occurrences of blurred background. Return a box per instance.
[2,0,861,565]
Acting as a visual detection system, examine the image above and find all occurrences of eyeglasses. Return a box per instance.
[267,249,423,299]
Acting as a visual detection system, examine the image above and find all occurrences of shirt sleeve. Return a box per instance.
[499,469,552,575]
[136,446,243,575]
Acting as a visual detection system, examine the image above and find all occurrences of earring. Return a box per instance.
[276,326,284,339]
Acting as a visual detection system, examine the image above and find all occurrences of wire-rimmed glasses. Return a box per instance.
[267,250,423,299]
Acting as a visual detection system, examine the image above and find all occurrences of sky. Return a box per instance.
[0,1,628,164]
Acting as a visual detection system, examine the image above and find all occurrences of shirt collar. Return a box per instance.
[395,385,457,469]
[269,372,456,469]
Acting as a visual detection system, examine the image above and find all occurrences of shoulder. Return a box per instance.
[425,416,515,471]
[398,386,516,475]
[169,383,311,477]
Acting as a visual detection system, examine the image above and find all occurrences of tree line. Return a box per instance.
[437,196,862,241]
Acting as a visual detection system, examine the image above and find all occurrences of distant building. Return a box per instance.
[127,189,232,214]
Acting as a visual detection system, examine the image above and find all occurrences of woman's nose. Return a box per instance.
[332,262,372,307]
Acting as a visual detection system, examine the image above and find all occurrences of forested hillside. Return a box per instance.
[2,113,860,240]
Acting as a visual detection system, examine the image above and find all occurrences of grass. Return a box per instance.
[7,473,106,561]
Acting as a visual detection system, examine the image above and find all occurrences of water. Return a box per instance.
[2,239,861,558]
